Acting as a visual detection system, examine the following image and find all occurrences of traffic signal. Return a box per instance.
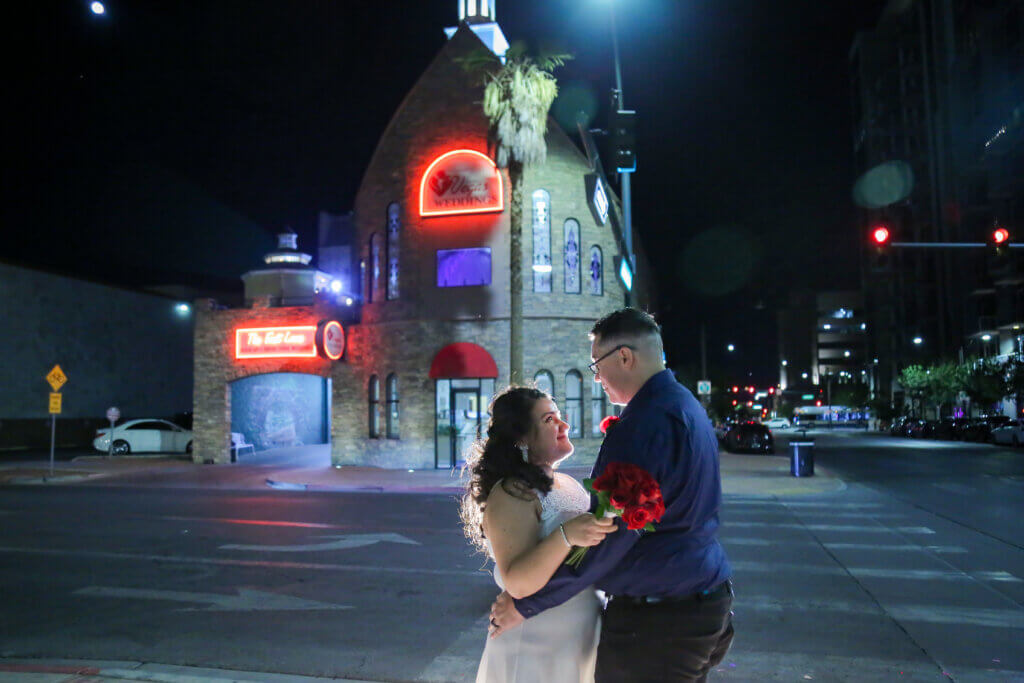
[990,225,1010,257]
[609,109,636,173]
[868,224,892,272]
[871,225,890,249]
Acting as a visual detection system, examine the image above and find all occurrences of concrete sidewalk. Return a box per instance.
[0,445,843,498]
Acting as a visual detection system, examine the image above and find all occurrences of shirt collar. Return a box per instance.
[620,369,674,419]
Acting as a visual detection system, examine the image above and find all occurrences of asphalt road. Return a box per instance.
[0,433,1022,682]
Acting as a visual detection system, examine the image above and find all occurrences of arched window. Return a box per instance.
[564,219,581,293]
[534,370,554,397]
[565,371,583,438]
[532,190,552,292]
[589,245,603,296]
[386,373,399,439]
[591,378,607,436]
[368,374,381,438]
[370,232,383,303]
[386,203,400,300]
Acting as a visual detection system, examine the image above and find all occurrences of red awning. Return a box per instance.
[429,343,499,379]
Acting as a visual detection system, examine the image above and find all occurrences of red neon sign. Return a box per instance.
[235,326,318,359]
[317,320,345,360]
[419,149,504,217]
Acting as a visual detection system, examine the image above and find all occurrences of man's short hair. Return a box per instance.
[590,308,662,346]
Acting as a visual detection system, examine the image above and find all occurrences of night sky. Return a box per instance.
[10,0,886,385]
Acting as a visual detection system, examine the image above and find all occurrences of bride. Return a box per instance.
[461,386,615,683]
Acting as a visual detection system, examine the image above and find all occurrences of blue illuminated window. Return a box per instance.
[386,204,400,300]
[589,246,603,296]
[564,219,581,294]
[437,248,492,287]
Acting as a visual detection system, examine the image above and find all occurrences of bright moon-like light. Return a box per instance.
[91,2,105,15]
[330,280,342,293]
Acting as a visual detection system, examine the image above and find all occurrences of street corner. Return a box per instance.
[720,452,846,498]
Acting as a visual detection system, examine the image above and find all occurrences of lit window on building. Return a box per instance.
[564,219,581,294]
[565,370,583,438]
[371,233,384,302]
[437,248,492,287]
[386,203,400,300]
[591,378,607,436]
[534,370,554,396]
[532,189,552,292]
[368,374,381,438]
[386,373,399,439]
[589,246,603,296]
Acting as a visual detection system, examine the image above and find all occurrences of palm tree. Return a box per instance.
[463,45,570,384]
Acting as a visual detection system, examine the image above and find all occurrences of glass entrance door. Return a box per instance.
[450,389,480,469]
[435,379,495,468]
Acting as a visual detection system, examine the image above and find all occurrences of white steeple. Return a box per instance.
[445,0,508,60]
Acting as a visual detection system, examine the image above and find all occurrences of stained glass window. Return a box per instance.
[591,378,607,436]
[564,219,581,293]
[565,371,583,438]
[368,375,380,438]
[386,373,399,439]
[368,234,382,304]
[532,190,552,292]
[534,370,554,396]
[589,245,603,296]
[386,203,400,300]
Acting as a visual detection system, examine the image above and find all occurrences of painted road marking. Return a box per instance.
[138,514,463,535]
[0,545,491,579]
[74,586,352,612]
[824,543,967,554]
[728,501,885,509]
[724,522,934,533]
[731,561,1020,582]
[221,532,420,552]
[738,595,1024,629]
[416,615,488,682]
[932,482,976,495]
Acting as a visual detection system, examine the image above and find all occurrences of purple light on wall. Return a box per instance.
[437,248,492,287]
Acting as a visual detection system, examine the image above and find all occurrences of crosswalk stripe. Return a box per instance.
[824,543,967,553]
[723,522,934,533]
[732,561,1020,582]
[737,595,1024,629]
[416,616,487,682]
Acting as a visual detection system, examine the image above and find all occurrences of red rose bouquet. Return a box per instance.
[565,462,665,568]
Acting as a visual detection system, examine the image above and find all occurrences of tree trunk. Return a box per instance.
[509,161,524,386]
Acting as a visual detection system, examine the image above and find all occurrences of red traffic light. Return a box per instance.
[871,226,890,245]
[993,227,1010,244]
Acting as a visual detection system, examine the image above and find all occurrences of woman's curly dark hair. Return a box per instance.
[460,385,555,553]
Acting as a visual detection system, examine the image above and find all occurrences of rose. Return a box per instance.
[599,415,620,435]
[622,505,654,530]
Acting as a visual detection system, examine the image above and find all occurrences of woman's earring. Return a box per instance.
[517,443,529,463]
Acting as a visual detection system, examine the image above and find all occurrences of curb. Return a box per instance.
[0,658,379,682]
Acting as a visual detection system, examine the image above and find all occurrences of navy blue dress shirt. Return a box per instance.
[514,369,732,618]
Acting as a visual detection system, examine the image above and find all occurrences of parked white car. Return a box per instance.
[93,419,193,455]
[990,420,1024,446]
[763,417,792,430]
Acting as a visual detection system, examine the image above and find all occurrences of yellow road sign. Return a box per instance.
[46,365,67,392]
[49,392,62,414]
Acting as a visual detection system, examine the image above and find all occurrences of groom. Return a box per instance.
[490,308,734,682]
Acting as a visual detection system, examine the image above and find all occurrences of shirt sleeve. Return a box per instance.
[513,417,670,618]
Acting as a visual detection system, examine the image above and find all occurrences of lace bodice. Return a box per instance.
[487,475,591,589]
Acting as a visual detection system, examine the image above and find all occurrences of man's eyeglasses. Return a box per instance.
[588,344,635,375]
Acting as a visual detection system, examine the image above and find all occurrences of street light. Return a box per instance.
[781,360,788,366]
[727,344,735,352]
[606,0,635,280]
[90,1,105,15]
[913,336,923,345]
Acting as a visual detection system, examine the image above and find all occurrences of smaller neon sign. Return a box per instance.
[316,320,345,360]
[235,326,318,359]
[420,149,504,217]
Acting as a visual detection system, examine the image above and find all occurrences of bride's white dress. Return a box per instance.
[476,477,602,683]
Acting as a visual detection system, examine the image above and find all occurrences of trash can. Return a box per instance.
[789,439,815,477]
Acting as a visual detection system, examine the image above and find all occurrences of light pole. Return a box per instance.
[608,1,634,277]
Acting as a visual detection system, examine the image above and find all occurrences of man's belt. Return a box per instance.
[609,580,732,606]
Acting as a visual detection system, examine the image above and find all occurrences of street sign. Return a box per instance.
[48,393,62,414]
[697,380,712,395]
[106,406,121,423]
[46,365,67,392]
